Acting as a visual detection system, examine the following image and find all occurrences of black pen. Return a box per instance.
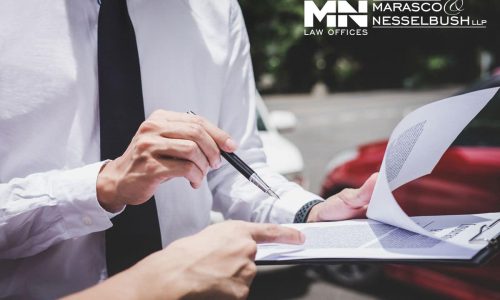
[188,111,280,199]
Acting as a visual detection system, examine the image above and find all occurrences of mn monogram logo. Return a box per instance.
[304,0,369,36]
[304,1,368,28]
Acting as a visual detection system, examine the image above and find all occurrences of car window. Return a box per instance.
[453,88,500,147]
[257,110,267,132]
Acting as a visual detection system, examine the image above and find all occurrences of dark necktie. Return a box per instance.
[98,0,163,276]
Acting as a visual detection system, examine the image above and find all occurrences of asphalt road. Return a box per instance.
[264,86,462,194]
[250,86,463,300]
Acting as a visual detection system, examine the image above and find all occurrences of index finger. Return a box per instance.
[187,114,238,153]
[154,110,238,153]
[247,223,305,245]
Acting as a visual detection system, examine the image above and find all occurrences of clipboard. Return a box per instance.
[257,218,500,267]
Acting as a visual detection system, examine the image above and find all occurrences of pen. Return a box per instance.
[188,111,280,200]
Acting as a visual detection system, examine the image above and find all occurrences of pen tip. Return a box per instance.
[268,190,280,200]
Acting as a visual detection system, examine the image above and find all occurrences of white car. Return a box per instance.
[255,94,307,188]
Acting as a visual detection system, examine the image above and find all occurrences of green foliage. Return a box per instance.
[239,0,305,89]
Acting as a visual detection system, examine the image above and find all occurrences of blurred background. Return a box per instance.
[241,0,500,94]
[238,0,500,299]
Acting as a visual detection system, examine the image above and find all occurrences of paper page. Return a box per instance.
[257,88,500,262]
[366,87,499,238]
[256,213,499,261]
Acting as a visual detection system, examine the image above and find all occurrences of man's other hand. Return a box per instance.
[307,173,378,222]
[152,221,304,299]
[64,221,304,300]
[96,110,238,212]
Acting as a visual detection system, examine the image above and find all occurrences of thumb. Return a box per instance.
[318,172,378,221]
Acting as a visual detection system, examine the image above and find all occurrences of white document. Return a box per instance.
[256,213,500,261]
[257,87,500,262]
[367,87,499,238]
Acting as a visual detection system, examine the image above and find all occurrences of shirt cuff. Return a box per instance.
[268,188,324,224]
[50,161,118,238]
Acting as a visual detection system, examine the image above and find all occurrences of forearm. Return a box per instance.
[62,270,142,300]
[63,249,189,300]
[207,0,321,224]
[0,162,114,258]
[210,159,320,223]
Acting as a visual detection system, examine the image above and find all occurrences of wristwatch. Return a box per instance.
[293,199,324,223]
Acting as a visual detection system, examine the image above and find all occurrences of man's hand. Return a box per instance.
[96,110,238,212]
[307,173,378,222]
[64,221,304,300]
[150,221,305,299]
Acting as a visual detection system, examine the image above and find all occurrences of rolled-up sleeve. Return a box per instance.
[0,162,114,259]
[208,0,322,224]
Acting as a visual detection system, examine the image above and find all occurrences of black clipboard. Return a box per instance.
[257,219,500,267]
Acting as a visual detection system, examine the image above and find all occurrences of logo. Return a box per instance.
[304,1,368,28]
[304,0,369,36]
[303,0,487,37]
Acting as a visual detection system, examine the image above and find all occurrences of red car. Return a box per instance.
[319,77,500,300]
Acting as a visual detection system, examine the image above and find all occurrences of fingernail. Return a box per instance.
[224,138,238,151]
[299,232,306,243]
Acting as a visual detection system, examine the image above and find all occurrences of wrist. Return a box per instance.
[294,200,324,223]
[306,203,322,222]
[96,160,124,213]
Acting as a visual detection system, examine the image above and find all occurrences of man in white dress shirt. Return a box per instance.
[0,0,376,298]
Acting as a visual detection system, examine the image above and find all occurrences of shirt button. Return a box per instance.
[82,216,93,226]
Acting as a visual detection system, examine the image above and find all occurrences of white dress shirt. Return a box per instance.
[0,0,320,298]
